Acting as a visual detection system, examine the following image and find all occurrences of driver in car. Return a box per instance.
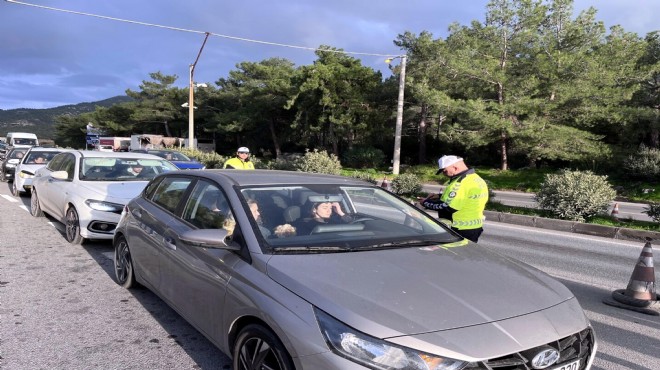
[294,199,354,235]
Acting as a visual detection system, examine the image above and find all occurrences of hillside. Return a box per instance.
[0,96,133,140]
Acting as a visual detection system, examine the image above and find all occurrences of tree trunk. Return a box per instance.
[418,105,428,164]
[163,121,172,137]
[500,131,509,171]
[268,117,282,159]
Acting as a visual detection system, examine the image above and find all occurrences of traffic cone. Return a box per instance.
[381,177,389,190]
[623,241,656,300]
[603,241,660,315]
[611,203,620,218]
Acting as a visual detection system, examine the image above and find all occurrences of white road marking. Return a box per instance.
[0,194,19,202]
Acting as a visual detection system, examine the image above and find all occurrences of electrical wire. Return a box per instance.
[5,0,402,57]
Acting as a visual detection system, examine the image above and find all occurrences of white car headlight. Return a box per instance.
[19,171,34,179]
[315,308,467,370]
[6,163,16,168]
[85,200,124,213]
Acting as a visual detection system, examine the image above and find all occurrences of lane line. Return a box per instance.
[0,194,19,202]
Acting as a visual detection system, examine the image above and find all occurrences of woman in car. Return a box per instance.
[294,200,354,235]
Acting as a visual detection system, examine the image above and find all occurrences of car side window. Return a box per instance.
[47,153,66,171]
[59,154,77,180]
[182,181,234,232]
[149,177,193,214]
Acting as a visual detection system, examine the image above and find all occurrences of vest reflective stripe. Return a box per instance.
[441,173,488,230]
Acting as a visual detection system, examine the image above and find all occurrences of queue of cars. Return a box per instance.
[1,147,598,370]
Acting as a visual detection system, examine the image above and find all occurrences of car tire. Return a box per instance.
[65,207,85,245]
[233,324,294,370]
[11,181,18,196]
[30,189,44,217]
[114,235,138,289]
[0,169,5,182]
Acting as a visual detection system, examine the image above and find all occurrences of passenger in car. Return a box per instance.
[247,199,271,238]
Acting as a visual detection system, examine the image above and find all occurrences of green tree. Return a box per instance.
[288,46,382,155]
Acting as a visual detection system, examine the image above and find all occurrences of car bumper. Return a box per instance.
[79,209,122,239]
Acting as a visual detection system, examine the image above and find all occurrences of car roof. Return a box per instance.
[174,169,369,187]
[25,146,71,153]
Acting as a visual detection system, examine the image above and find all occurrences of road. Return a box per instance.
[0,182,658,369]
[422,183,653,222]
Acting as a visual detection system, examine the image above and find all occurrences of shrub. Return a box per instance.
[643,202,660,223]
[391,173,422,196]
[176,148,227,169]
[341,147,386,168]
[293,149,342,175]
[535,169,616,222]
[622,145,660,180]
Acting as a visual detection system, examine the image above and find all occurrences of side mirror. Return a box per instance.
[50,170,69,180]
[179,229,241,250]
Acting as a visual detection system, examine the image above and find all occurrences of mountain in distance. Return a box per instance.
[0,96,133,140]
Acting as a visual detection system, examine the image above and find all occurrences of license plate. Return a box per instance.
[550,359,580,370]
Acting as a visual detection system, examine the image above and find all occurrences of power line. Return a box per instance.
[5,0,402,58]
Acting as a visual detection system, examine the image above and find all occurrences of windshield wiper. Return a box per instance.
[272,245,352,254]
[353,240,447,250]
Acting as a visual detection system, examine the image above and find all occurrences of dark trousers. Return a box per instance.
[452,227,483,243]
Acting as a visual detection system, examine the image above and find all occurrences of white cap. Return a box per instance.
[237,147,250,153]
[436,155,462,174]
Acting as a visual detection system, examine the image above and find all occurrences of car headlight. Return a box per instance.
[85,200,124,213]
[315,308,467,370]
[19,171,34,179]
[6,163,16,168]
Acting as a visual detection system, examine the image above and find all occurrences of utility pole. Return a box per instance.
[188,32,210,150]
[389,55,407,175]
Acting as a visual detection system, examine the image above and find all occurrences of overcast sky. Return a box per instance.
[1,0,658,110]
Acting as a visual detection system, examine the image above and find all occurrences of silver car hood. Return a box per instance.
[78,181,148,203]
[267,243,574,338]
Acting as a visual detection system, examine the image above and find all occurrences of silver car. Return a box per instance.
[114,170,597,370]
[30,150,179,244]
[12,146,70,196]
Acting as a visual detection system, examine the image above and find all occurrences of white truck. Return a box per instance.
[6,132,39,148]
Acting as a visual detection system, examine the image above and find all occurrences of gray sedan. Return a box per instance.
[114,170,597,370]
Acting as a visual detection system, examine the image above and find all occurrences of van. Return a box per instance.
[6,132,39,148]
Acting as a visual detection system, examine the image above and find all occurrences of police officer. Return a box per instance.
[223,147,255,170]
[419,155,488,242]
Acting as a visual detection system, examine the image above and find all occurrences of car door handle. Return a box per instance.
[164,236,176,251]
[132,209,142,218]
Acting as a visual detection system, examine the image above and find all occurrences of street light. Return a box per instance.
[385,55,407,175]
[188,32,210,150]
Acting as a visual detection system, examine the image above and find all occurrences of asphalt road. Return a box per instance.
[421,183,654,222]
[1,183,658,369]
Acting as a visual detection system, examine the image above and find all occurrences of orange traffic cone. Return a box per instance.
[624,241,656,300]
[603,241,660,315]
[611,203,620,218]
[381,177,389,190]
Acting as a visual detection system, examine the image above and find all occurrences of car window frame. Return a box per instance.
[146,175,196,215]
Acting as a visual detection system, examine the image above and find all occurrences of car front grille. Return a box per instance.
[465,328,594,370]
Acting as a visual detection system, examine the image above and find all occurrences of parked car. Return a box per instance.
[12,147,71,196]
[113,170,597,370]
[132,149,205,170]
[97,145,115,152]
[30,151,179,244]
[0,146,30,182]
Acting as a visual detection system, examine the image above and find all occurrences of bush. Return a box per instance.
[176,148,228,169]
[622,145,660,180]
[535,169,616,222]
[391,173,422,196]
[643,202,660,223]
[341,147,386,168]
[293,149,342,175]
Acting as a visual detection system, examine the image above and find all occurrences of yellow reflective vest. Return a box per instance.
[223,157,255,170]
[441,170,489,230]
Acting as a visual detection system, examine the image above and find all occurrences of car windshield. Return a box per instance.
[79,157,179,181]
[24,151,61,164]
[9,149,28,159]
[150,151,191,161]
[238,185,458,253]
[14,138,37,145]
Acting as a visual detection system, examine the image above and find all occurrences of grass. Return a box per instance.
[486,202,659,232]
